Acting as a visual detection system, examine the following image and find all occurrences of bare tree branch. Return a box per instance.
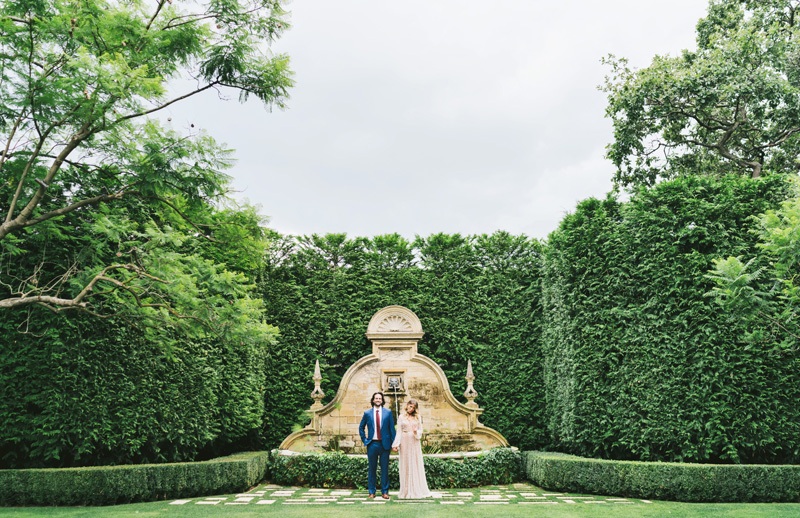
[0,263,168,309]
[0,122,92,238]
[22,190,127,228]
[112,82,219,124]
[4,102,85,225]
[146,0,168,31]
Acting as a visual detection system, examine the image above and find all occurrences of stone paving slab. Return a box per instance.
[169,483,654,506]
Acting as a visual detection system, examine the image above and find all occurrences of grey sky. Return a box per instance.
[166,1,709,240]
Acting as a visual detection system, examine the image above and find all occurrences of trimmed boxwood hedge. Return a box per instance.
[523,451,800,502]
[267,447,522,489]
[0,451,268,506]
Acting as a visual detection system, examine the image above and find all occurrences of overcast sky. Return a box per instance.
[166,1,710,240]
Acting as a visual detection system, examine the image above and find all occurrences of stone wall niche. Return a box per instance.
[279,305,508,453]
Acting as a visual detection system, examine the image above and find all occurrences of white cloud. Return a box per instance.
[165,0,709,239]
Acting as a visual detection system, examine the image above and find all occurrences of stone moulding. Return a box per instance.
[279,305,508,452]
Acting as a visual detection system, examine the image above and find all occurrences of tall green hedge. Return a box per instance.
[6,173,798,472]
[259,232,545,451]
[541,175,799,464]
[0,310,268,468]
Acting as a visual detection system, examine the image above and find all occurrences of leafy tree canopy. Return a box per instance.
[706,177,800,353]
[0,0,290,346]
[603,0,800,188]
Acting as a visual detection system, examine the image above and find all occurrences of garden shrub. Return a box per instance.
[0,451,269,506]
[524,451,800,502]
[267,447,522,489]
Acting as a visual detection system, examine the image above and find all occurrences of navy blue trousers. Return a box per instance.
[367,441,390,495]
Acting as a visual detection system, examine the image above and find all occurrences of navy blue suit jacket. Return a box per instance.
[359,406,395,449]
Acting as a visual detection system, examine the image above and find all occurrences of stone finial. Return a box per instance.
[310,360,325,409]
[463,359,479,408]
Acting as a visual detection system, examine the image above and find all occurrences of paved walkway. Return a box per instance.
[169,483,654,507]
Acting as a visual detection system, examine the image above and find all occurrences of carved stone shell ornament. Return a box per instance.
[377,314,413,333]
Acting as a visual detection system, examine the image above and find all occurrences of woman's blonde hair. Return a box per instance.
[405,399,419,416]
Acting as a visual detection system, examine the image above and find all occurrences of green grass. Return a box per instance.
[1,483,799,518]
[2,502,800,518]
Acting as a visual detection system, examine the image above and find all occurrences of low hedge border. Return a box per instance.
[0,451,269,507]
[523,451,800,502]
[267,447,522,489]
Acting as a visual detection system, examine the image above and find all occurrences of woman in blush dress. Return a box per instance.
[391,399,432,499]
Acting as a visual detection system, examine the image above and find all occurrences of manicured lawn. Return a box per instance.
[2,502,800,518]
[1,484,799,517]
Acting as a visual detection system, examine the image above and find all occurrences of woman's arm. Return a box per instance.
[391,415,402,449]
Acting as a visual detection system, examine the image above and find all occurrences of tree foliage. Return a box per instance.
[603,0,800,188]
[0,198,277,468]
[0,0,290,345]
[0,0,285,467]
[706,177,800,354]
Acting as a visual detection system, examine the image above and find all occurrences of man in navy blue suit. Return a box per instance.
[358,391,396,499]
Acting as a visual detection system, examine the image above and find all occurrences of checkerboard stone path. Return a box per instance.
[169,483,654,506]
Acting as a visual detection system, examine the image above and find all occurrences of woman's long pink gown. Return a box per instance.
[392,414,432,499]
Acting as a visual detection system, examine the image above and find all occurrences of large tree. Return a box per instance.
[706,177,800,355]
[603,0,800,188]
[0,0,291,342]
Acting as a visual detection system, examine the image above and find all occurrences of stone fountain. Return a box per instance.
[279,305,508,453]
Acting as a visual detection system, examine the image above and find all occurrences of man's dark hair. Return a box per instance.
[370,392,385,407]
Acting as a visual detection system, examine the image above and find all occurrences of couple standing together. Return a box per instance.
[358,392,432,500]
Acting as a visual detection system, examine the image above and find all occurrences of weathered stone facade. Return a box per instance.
[279,305,508,452]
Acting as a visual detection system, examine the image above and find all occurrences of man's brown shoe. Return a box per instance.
[381,493,390,499]
[367,494,375,499]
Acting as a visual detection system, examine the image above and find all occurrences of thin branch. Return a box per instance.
[5,131,49,226]
[0,263,166,310]
[112,82,219,124]
[13,122,91,220]
[21,190,126,228]
[670,109,730,133]
[146,0,168,31]
[764,127,800,149]
[4,15,31,25]
[5,102,84,225]
[163,13,218,30]
[161,6,267,30]
[0,109,26,182]
[756,309,800,346]
[148,196,218,241]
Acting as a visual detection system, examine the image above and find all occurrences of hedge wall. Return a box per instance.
[0,310,268,468]
[0,451,268,506]
[523,451,800,502]
[259,232,545,451]
[541,175,799,464]
[268,448,522,489]
[5,173,798,474]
